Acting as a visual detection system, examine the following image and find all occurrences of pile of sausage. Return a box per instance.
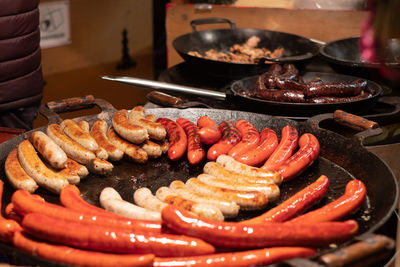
[238,63,374,103]
[4,106,168,194]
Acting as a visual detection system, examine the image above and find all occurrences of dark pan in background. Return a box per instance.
[172,18,321,79]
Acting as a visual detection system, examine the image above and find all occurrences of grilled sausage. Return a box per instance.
[302,79,367,98]
[255,89,306,103]
[5,149,38,193]
[262,125,298,171]
[161,205,358,249]
[169,180,239,218]
[112,109,148,144]
[242,175,330,224]
[49,163,80,185]
[13,232,155,267]
[140,140,163,158]
[176,118,205,165]
[207,121,241,161]
[128,106,166,141]
[60,119,99,152]
[63,158,89,178]
[90,120,124,161]
[276,133,320,181]
[21,213,216,257]
[87,158,113,175]
[77,120,109,160]
[47,124,96,165]
[228,120,260,158]
[133,187,168,212]
[185,178,268,210]
[197,174,280,202]
[29,131,68,169]
[216,154,282,183]
[197,116,221,145]
[156,186,224,221]
[107,127,148,163]
[17,140,68,194]
[236,128,279,166]
[100,187,161,221]
[77,120,90,132]
[156,118,188,161]
[153,247,316,267]
[204,161,281,185]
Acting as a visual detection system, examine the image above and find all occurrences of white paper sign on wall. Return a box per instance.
[39,0,71,49]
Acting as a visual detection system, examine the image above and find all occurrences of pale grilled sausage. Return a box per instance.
[77,120,90,132]
[60,119,99,152]
[185,178,268,210]
[29,131,68,169]
[77,120,109,160]
[17,140,68,193]
[47,124,96,165]
[156,186,224,221]
[197,174,280,202]
[100,187,161,221]
[204,162,281,185]
[128,106,166,141]
[64,158,89,178]
[87,158,113,175]
[90,120,124,161]
[48,164,80,185]
[216,155,282,184]
[140,140,162,158]
[112,109,148,144]
[169,180,239,218]
[5,149,38,193]
[107,127,148,164]
[133,187,168,212]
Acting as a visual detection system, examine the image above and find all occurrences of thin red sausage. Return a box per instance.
[228,120,260,159]
[11,189,163,233]
[236,128,278,166]
[207,121,241,161]
[176,118,205,165]
[153,246,316,267]
[22,213,215,257]
[0,180,22,243]
[276,133,320,181]
[289,179,367,224]
[157,118,188,161]
[13,231,155,267]
[161,205,358,248]
[241,175,330,224]
[262,125,298,170]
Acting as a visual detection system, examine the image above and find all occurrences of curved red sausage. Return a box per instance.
[236,128,278,166]
[207,121,241,161]
[0,180,22,243]
[157,118,188,161]
[228,120,260,159]
[161,205,358,248]
[241,175,330,224]
[289,179,367,224]
[197,116,221,145]
[276,133,320,181]
[176,118,205,165]
[262,125,298,170]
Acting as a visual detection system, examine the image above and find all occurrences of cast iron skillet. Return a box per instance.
[0,98,397,266]
[102,71,383,117]
[172,18,321,79]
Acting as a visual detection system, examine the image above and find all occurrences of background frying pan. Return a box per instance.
[0,97,397,266]
[172,18,321,79]
[102,71,383,117]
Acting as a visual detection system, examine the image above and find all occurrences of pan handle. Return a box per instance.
[39,95,116,124]
[190,18,236,32]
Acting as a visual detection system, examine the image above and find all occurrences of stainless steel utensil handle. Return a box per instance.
[101,76,226,100]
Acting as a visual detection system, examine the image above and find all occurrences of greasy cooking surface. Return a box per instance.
[0,107,398,266]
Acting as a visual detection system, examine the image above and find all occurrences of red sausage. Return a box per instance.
[207,121,241,161]
[0,180,22,243]
[197,116,221,145]
[262,125,298,170]
[22,213,216,257]
[176,118,205,165]
[276,133,320,181]
[153,246,316,267]
[228,120,260,159]
[241,175,330,224]
[161,205,358,248]
[13,231,155,267]
[289,179,367,224]
[236,128,279,166]
[11,189,163,233]
[156,118,188,161]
